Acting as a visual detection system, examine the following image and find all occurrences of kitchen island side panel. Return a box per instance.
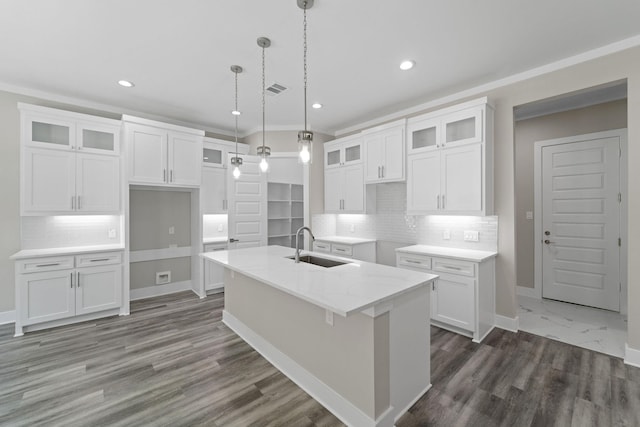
[223,269,388,420]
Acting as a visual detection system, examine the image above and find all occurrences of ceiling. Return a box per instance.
[1,0,639,137]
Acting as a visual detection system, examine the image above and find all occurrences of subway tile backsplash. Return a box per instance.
[312,182,498,252]
[21,215,122,249]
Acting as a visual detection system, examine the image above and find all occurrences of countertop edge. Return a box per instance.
[11,244,125,260]
[395,245,498,262]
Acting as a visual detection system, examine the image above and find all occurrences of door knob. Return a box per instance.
[229,238,239,243]
[544,231,551,236]
[544,239,555,245]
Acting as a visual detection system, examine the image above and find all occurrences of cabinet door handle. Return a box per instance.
[437,194,440,209]
[170,170,173,182]
[71,272,74,288]
[77,195,81,210]
[77,272,80,287]
[443,265,462,271]
[381,165,384,178]
[406,259,422,264]
[71,196,75,210]
[442,194,446,209]
[164,169,167,182]
[89,258,110,262]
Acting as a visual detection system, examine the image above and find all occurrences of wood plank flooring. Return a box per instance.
[0,291,638,426]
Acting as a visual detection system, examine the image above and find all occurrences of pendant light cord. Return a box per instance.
[303,2,308,132]
[234,71,239,152]
[262,42,266,155]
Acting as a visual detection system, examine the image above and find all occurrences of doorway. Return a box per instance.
[534,130,625,311]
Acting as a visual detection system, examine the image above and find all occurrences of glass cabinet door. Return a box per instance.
[407,117,440,153]
[343,143,361,164]
[27,116,75,150]
[442,107,483,147]
[203,147,225,167]
[325,147,342,168]
[77,123,120,155]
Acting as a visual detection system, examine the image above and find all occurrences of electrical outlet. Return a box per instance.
[169,226,175,235]
[464,230,479,242]
[155,271,171,285]
[350,224,355,233]
[108,229,116,239]
[217,224,223,232]
[443,229,451,240]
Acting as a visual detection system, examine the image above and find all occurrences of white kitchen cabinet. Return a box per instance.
[313,237,376,263]
[13,250,124,336]
[201,138,249,214]
[324,164,365,213]
[20,103,121,155]
[363,120,405,183]
[203,241,227,292]
[396,247,496,343]
[19,104,121,215]
[202,167,227,213]
[22,148,120,214]
[124,116,204,187]
[324,134,362,169]
[406,97,493,215]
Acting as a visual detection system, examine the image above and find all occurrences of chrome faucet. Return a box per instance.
[295,226,315,263]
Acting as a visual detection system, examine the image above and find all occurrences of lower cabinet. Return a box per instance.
[313,238,376,263]
[204,242,227,292]
[14,250,123,336]
[396,250,495,342]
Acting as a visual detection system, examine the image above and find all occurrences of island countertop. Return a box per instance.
[202,245,437,317]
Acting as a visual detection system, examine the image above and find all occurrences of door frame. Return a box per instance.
[533,129,627,314]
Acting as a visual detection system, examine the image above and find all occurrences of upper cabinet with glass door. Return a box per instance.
[407,98,487,154]
[324,134,363,169]
[20,103,121,156]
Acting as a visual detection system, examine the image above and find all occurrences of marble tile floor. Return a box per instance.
[518,295,627,358]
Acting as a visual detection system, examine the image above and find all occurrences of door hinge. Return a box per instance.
[618,237,622,247]
[618,193,622,203]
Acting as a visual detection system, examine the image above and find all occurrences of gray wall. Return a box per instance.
[130,257,191,290]
[129,189,191,250]
[514,99,627,289]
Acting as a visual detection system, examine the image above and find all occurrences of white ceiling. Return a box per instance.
[1,0,639,137]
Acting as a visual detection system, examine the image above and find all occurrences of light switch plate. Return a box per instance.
[526,211,534,220]
[108,229,116,239]
[217,224,224,232]
[443,229,451,240]
[169,226,175,235]
[350,224,355,233]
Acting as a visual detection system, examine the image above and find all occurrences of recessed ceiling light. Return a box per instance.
[231,110,241,116]
[312,103,322,109]
[399,60,415,71]
[118,80,135,88]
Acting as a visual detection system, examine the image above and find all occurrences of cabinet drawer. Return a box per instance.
[432,257,475,277]
[396,253,432,270]
[331,244,352,257]
[18,256,75,273]
[75,251,122,268]
[204,243,227,252]
[313,241,331,253]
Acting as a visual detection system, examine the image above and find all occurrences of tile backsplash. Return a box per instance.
[203,214,228,240]
[21,215,123,249]
[312,182,498,252]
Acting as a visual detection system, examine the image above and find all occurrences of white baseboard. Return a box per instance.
[495,314,519,333]
[129,247,192,263]
[625,343,640,368]
[223,310,387,427]
[0,310,16,325]
[517,286,541,299]
[130,280,193,301]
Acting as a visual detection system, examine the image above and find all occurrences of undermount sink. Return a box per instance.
[286,255,347,268]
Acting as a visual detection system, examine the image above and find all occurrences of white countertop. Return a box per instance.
[203,236,228,244]
[314,236,376,245]
[11,244,125,260]
[202,245,436,317]
[395,245,497,262]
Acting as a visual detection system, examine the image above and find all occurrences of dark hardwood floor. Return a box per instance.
[0,291,638,427]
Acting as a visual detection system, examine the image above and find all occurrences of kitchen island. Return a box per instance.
[202,245,437,427]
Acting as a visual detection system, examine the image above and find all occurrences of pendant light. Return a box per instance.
[257,37,272,173]
[230,65,243,179]
[297,0,314,164]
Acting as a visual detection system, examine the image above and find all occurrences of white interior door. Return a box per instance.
[227,155,267,249]
[541,136,620,311]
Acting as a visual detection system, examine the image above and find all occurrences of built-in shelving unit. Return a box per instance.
[267,182,304,248]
